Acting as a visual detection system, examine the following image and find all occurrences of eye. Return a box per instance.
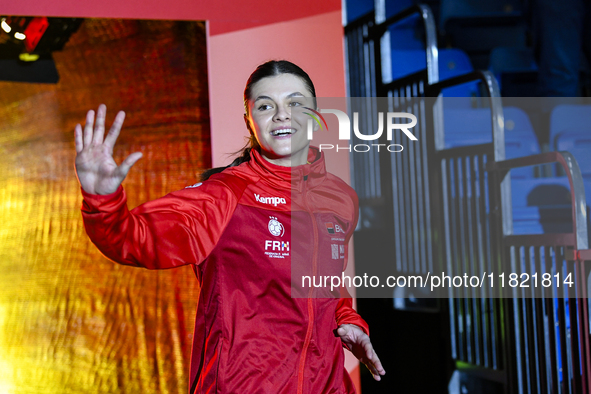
[257,103,272,111]
[289,101,302,107]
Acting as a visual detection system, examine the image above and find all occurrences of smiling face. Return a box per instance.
[245,73,317,167]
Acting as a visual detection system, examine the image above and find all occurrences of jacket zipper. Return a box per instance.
[297,182,318,394]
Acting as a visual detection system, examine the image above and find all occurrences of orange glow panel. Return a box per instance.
[0,19,209,393]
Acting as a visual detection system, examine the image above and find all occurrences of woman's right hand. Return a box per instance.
[74,104,143,195]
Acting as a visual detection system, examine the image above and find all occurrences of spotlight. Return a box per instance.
[1,18,11,33]
[22,17,49,52]
[19,53,39,62]
[0,16,82,83]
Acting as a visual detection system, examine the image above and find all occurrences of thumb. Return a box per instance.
[116,151,143,179]
[337,325,349,337]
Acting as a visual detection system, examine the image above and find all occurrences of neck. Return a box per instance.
[260,146,310,167]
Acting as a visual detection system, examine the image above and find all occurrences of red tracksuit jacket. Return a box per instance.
[81,146,370,393]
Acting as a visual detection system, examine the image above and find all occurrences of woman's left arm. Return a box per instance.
[333,185,385,380]
[335,294,369,335]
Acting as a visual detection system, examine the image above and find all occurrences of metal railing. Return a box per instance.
[347,4,591,393]
[488,151,589,393]
[345,5,438,206]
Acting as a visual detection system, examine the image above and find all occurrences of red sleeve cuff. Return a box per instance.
[340,318,370,337]
[81,185,126,213]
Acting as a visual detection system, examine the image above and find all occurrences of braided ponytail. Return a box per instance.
[200,137,259,181]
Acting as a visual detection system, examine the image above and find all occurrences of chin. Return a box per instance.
[267,144,293,156]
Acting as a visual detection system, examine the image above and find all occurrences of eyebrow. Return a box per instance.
[254,92,306,103]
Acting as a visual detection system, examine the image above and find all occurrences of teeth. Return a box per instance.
[271,128,295,136]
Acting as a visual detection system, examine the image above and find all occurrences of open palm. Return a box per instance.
[74,104,142,195]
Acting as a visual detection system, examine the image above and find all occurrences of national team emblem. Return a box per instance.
[268,216,284,237]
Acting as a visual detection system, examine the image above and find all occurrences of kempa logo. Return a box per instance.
[304,109,417,153]
[255,193,286,206]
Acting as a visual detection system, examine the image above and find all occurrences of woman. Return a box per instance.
[75,60,385,393]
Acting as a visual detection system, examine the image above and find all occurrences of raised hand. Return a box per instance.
[337,324,386,381]
[74,104,143,195]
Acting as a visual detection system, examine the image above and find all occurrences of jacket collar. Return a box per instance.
[248,146,327,192]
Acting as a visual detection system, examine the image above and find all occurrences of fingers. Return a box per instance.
[83,109,95,147]
[104,110,126,151]
[92,104,107,144]
[75,124,83,153]
[368,351,386,379]
[364,360,381,381]
[362,345,386,381]
[116,152,143,180]
[80,105,125,152]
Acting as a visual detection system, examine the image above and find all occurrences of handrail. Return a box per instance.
[345,3,591,391]
[428,70,504,160]
[428,70,509,233]
[368,4,439,85]
[488,151,588,249]
[427,70,500,98]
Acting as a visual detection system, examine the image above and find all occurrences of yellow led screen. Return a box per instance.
[0,19,210,393]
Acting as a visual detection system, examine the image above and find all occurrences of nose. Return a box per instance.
[273,104,290,122]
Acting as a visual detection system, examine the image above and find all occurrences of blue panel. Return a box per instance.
[489,46,537,75]
[440,0,523,27]
[439,107,576,235]
[511,178,573,235]
[549,105,591,149]
[511,178,571,208]
[555,131,591,177]
[503,107,540,179]
[438,49,480,98]
[346,0,374,24]
[489,46,538,94]
[390,49,426,80]
[390,48,475,90]
[443,107,540,177]
[385,0,414,19]
[439,48,473,80]
[389,25,424,50]
[439,0,526,56]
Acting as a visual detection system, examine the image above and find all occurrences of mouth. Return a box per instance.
[270,128,296,137]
